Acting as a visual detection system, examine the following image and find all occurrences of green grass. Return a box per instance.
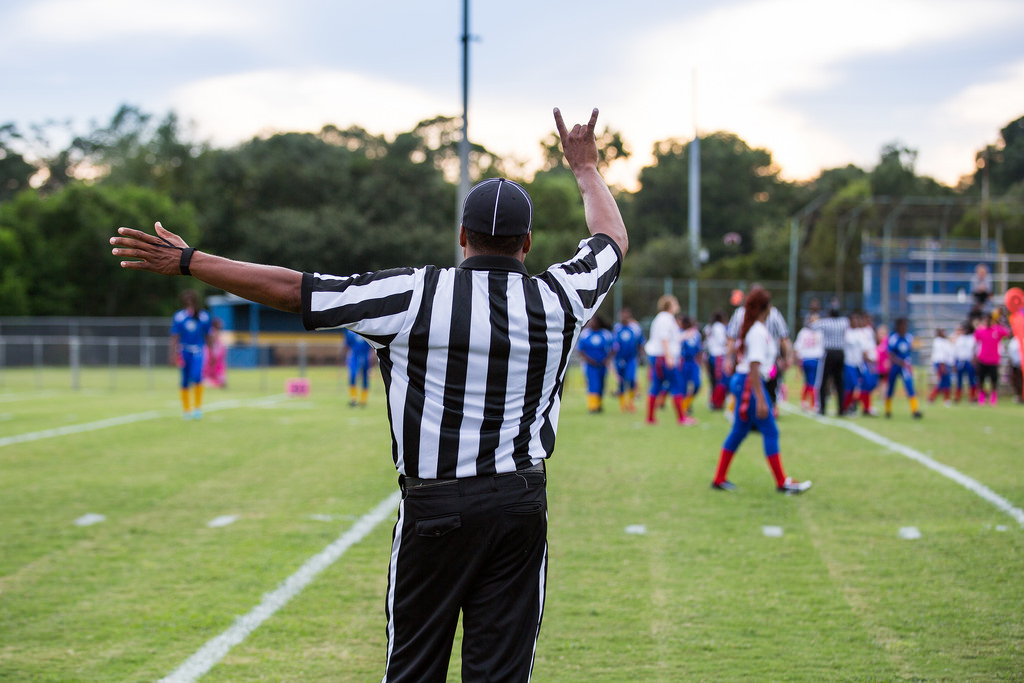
[1,367,1022,681]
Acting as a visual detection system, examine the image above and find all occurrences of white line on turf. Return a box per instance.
[0,395,291,449]
[160,490,402,683]
[762,525,784,537]
[782,404,1024,525]
[206,515,238,528]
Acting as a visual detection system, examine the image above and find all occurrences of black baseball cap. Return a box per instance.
[461,178,533,236]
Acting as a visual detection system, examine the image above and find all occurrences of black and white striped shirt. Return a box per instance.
[810,315,849,350]
[726,306,790,342]
[302,234,622,479]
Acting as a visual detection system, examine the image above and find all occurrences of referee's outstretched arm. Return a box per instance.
[111,220,304,313]
[554,107,628,256]
[112,107,627,306]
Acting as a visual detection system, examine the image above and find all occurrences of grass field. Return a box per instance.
[1,366,1023,682]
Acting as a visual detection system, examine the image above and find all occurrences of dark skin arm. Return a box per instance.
[114,108,622,308]
[554,108,628,256]
[110,222,303,312]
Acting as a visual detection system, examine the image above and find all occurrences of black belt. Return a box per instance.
[400,461,545,491]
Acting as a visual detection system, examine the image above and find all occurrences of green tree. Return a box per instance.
[0,124,36,202]
[523,170,589,271]
[0,184,197,315]
[629,132,789,262]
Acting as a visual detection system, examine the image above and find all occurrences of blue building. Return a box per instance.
[860,238,998,324]
[206,294,345,367]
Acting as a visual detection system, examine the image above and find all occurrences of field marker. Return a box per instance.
[206,515,238,528]
[762,525,784,537]
[74,513,106,527]
[624,524,647,535]
[0,395,290,449]
[160,490,401,683]
[783,404,1024,525]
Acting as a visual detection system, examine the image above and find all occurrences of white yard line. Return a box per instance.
[160,491,402,683]
[0,395,291,448]
[782,403,1024,525]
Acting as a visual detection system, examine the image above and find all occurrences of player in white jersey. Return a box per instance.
[928,328,955,405]
[793,316,824,411]
[952,322,978,403]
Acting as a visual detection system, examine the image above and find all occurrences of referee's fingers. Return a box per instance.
[553,108,568,142]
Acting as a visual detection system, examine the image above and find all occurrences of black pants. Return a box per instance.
[817,349,845,415]
[382,466,548,682]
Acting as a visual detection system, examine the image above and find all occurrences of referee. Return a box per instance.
[810,299,849,416]
[110,107,627,682]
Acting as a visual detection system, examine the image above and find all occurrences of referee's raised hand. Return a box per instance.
[554,107,600,174]
[554,107,628,255]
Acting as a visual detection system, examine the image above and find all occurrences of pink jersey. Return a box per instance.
[876,342,890,376]
[974,325,1009,365]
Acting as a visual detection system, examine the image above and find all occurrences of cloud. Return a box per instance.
[607,0,1024,182]
[15,0,265,42]
[922,59,1024,184]
[168,68,456,146]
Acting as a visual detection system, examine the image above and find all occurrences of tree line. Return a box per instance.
[1,106,1022,318]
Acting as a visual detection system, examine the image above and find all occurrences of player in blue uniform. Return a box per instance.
[344,328,373,407]
[578,316,615,413]
[612,308,644,412]
[885,317,923,419]
[169,289,212,419]
[678,315,702,425]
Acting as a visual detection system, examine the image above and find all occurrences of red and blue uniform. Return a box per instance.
[679,330,702,400]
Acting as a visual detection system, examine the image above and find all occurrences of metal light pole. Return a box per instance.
[687,70,700,316]
[454,0,471,266]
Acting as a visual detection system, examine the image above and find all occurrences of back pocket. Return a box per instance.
[416,513,462,538]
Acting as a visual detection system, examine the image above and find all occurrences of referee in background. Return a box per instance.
[111,107,627,682]
[811,298,849,416]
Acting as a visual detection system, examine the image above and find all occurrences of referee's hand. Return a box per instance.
[554,107,599,175]
[111,222,188,276]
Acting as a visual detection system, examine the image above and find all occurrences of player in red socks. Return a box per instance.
[711,287,811,495]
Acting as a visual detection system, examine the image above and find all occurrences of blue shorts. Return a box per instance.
[180,348,204,388]
[723,373,779,456]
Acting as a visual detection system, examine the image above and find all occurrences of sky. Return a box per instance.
[2,0,1024,190]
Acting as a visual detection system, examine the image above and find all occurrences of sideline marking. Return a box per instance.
[782,404,1024,525]
[899,526,922,540]
[0,395,290,449]
[160,491,402,683]
[762,525,784,537]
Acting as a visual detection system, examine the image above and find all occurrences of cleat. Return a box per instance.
[777,477,812,495]
[711,481,737,491]
[192,409,202,420]
[912,412,923,419]
[885,412,892,419]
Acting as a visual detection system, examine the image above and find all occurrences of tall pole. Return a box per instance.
[687,69,700,316]
[980,147,990,255]
[455,0,471,266]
